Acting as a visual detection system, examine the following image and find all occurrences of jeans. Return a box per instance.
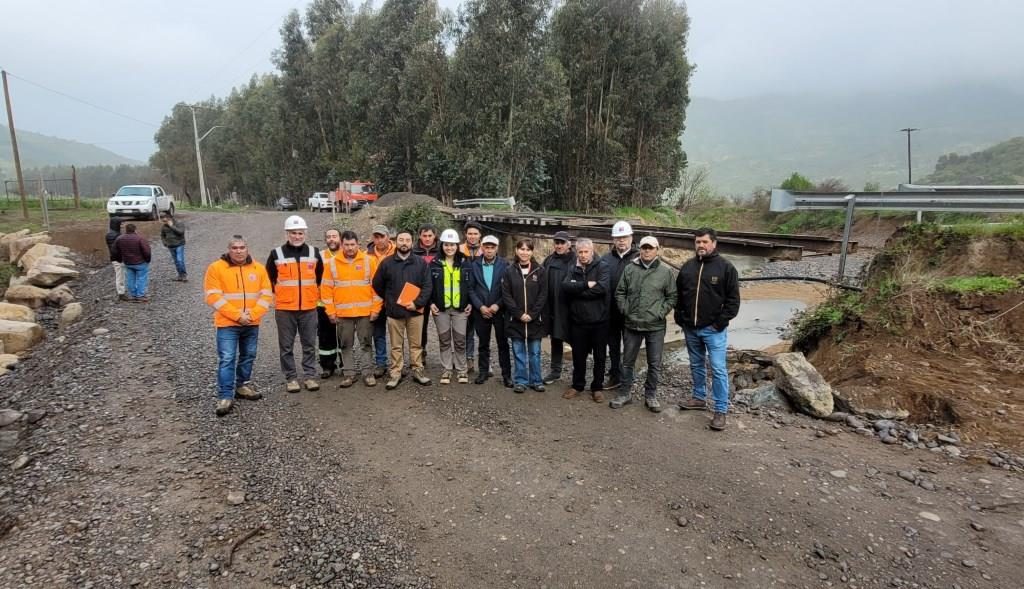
[684,325,730,413]
[620,327,666,399]
[275,309,319,380]
[167,245,187,276]
[511,338,542,387]
[372,314,388,368]
[124,263,149,298]
[570,323,607,392]
[474,310,510,379]
[216,326,259,400]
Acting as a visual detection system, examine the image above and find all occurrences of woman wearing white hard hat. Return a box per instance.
[428,229,473,384]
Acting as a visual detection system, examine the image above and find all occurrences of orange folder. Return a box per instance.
[397,282,421,308]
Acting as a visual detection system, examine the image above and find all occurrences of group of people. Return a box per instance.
[204,215,741,431]
[105,213,188,301]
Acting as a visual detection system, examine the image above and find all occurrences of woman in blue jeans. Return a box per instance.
[500,239,548,393]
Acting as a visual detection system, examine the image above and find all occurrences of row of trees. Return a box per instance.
[150,0,692,211]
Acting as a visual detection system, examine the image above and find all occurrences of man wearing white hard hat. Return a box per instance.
[601,220,640,389]
[610,235,676,413]
[266,215,325,393]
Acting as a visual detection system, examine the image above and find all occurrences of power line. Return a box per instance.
[4,71,159,128]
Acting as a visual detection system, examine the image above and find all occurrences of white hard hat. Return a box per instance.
[284,215,308,230]
[611,221,633,237]
[440,228,460,244]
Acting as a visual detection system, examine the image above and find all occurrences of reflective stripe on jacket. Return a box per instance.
[321,250,382,318]
[204,256,273,327]
[273,244,319,311]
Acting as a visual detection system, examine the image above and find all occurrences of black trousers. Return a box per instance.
[570,322,608,392]
[607,311,625,380]
[474,310,511,379]
[316,306,341,371]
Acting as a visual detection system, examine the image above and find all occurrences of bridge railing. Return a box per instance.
[452,196,517,209]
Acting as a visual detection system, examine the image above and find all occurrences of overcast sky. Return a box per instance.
[2,0,1023,161]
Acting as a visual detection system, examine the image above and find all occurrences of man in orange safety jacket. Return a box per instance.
[204,234,273,417]
[321,230,383,388]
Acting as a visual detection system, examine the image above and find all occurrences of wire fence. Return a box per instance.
[2,177,78,210]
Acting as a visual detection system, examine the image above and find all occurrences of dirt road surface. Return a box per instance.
[1,210,1023,588]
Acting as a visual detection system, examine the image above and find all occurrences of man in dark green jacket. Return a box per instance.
[611,236,677,412]
[160,213,188,281]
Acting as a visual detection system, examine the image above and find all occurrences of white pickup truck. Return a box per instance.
[107,185,176,220]
[307,192,333,212]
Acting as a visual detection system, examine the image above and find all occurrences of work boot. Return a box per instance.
[513,384,526,394]
[215,399,233,417]
[235,384,261,400]
[609,393,633,409]
[710,412,728,431]
[374,365,388,378]
[321,368,335,379]
[338,376,354,388]
[385,375,401,390]
[678,397,707,411]
[592,390,605,403]
[457,372,469,384]
[412,370,431,385]
[439,370,452,385]
[531,384,546,392]
[304,379,320,391]
[179,274,188,282]
[134,296,150,303]
[474,372,489,385]
[562,387,579,400]
[542,371,560,385]
[118,293,130,301]
[646,397,662,413]
[285,380,301,394]
[364,374,377,387]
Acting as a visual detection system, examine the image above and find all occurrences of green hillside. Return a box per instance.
[922,137,1024,185]
[682,85,1024,195]
[0,125,140,176]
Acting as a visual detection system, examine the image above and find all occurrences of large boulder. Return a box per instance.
[0,229,30,262]
[18,243,72,271]
[0,319,44,354]
[773,352,835,418]
[26,264,79,288]
[0,302,35,323]
[59,302,83,328]
[45,284,75,307]
[734,383,793,412]
[4,284,50,309]
[9,233,52,264]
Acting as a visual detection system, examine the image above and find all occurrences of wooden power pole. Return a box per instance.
[2,70,29,220]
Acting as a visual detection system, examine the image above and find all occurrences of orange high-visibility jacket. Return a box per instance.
[367,240,395,265]
[272,244,320,311]
[320,250,383,319]
[204,256,274,327]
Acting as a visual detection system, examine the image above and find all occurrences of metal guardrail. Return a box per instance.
[452,197,516,208]
[770,186,1024,213]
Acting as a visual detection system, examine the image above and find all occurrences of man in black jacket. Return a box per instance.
[542,231,575,384]
[602,221,640,388]
[467,235,512,386]
[561,238,611,403]
[105,217,128,301]
[373,230,434,390]
[674,227,741,431]
[160,213,187,281]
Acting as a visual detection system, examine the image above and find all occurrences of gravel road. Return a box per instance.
[1,210,1022,588]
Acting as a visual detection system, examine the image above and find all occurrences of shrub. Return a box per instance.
[388,203,452,236]
[931,275,1023,296]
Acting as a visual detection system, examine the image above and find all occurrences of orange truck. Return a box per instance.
[330,180,378,212]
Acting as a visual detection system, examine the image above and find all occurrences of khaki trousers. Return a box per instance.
[338,315,373,376]
[387,314,425,380]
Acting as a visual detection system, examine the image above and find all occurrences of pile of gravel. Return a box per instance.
[374,193,442,208]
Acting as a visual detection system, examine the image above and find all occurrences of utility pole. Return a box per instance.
[2,70,29,220]
[186,104,224,208]
[188,104,208,207]
[900,127,919,184]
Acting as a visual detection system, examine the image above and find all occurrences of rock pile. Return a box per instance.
[0,229,84,375]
